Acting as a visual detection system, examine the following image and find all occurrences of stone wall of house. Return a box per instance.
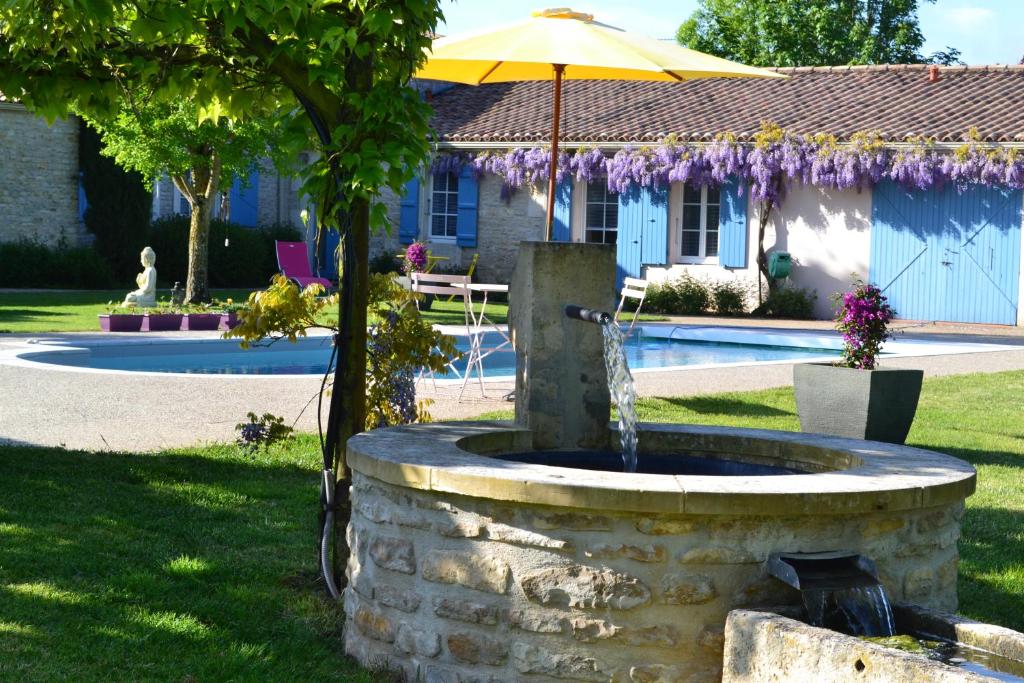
[0,105,85,247]
[344,471,963,683]
[375,176,547,283]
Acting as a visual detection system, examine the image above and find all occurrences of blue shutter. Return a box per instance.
[229,171,260,227]
[617,185,669,289]
[719,177,747,268]
[456,167,479,247]
[552,180,573,241]
[399,177,420,244]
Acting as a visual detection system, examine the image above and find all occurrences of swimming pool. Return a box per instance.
[9,325,1014,379]
[17,329,842,377]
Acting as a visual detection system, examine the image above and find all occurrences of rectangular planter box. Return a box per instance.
[98,314,144,332]
[143,313,184,332]
[219,312,240,331]
[182,313,222,331]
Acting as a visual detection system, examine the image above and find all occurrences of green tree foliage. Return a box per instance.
[0,1,443,580]
[78,122,152,281]
[676,0,961,66]
[83,100,292,302]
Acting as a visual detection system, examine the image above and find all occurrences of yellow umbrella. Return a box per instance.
[417,8,786,239]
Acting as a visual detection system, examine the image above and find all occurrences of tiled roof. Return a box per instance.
[429,64,1024,145]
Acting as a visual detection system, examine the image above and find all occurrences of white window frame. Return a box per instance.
[676,185,720,265]
[583,181,619,245]
[427,171,459,243]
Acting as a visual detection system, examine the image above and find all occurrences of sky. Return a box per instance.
[438,0,1023,65]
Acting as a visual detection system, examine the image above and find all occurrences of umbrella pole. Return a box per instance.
[545,63,566,241]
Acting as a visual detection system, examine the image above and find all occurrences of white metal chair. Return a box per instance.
[614,276,649,336]
[410,272,472,387]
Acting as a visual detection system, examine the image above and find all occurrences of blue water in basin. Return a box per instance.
[27,331,839,376]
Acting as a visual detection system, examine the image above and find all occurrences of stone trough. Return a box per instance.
[341,242,977,682]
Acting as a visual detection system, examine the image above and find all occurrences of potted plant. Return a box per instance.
[404,241,432,310]
[143,300,184,332]
[181,303,223,331]
[793,279,922,444]
[98,302,145,332]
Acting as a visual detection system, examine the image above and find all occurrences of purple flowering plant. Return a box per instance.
[404,241,428,274]
[833,279,896,370]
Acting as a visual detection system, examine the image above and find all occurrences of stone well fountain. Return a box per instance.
[343,242,975,683]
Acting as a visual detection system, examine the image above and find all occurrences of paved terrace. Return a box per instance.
[0,319,1022,452]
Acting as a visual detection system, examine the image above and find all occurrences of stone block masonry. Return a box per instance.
[342,422,974,682]
[0,105,86,247]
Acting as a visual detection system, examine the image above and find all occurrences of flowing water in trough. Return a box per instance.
[601,322,638,473]
[803,584,897,637]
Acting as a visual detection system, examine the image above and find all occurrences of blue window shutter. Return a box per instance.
[456,167,479,247]
[399,177,420,244]
[719,177,748,268]
[641,185,669,267]
[552,180,573,241]
[617,185,669,288]
[228,171,260,227]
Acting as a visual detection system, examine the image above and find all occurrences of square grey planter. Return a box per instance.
[793,363,923,444]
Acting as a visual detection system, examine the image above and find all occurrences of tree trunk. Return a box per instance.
[756,200,775,304]
[176,154,221,304]
[185,198,212,303]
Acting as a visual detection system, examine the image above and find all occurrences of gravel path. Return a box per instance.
[2,323,1022,452]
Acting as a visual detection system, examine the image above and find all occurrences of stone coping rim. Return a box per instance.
[345,421,976,515]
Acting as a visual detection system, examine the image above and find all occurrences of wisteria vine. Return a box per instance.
[430,124,1024,206]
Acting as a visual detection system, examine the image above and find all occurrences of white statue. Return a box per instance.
[122,246,157,308]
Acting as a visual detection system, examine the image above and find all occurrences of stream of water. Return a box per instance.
[601,322,639,473]
[803,584,897,637]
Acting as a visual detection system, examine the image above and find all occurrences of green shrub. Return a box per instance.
[78,122,152,281]
[645,274,712,315]
[0,240,117,288]
[711,280,750,315]
[369,251,402,275]
[761,286,817,319]
[147,216,302,288]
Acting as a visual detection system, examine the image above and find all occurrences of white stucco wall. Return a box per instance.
[646,182,872,319]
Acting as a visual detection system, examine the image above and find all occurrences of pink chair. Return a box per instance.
[275,241,333,290]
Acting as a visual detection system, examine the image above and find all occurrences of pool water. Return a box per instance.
[26,331,839,376]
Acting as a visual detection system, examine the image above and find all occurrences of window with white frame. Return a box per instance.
[430,172,459,239]
[679,184,720,261]
[585,182,618,245]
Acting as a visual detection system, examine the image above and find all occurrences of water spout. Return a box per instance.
[768,551,896,637]
[563,305,611,325]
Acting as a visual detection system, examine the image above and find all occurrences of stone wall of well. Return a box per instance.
[344,472,964,683]
[0,105,86,247]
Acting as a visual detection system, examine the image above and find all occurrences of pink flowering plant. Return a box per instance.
[834,279,896,370]
[404,241,428,274]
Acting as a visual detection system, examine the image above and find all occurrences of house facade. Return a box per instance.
[0,101,88,247]
[0,107,309,251]
[378,65,1024,326]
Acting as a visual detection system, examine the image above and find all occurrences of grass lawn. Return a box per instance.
[480,370,1024,632]
[2,372,1020,679]
[0,289,663,334]
[0,435,379,682]
[0,289,254,334]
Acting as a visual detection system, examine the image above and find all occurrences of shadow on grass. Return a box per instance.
[959,505,1024,632]
[659,395,794,417]
[914,443,1024,470]
[0,445,365,680]
[0,308,65,321]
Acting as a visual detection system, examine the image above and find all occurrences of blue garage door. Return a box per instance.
[871,182,1021,325]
